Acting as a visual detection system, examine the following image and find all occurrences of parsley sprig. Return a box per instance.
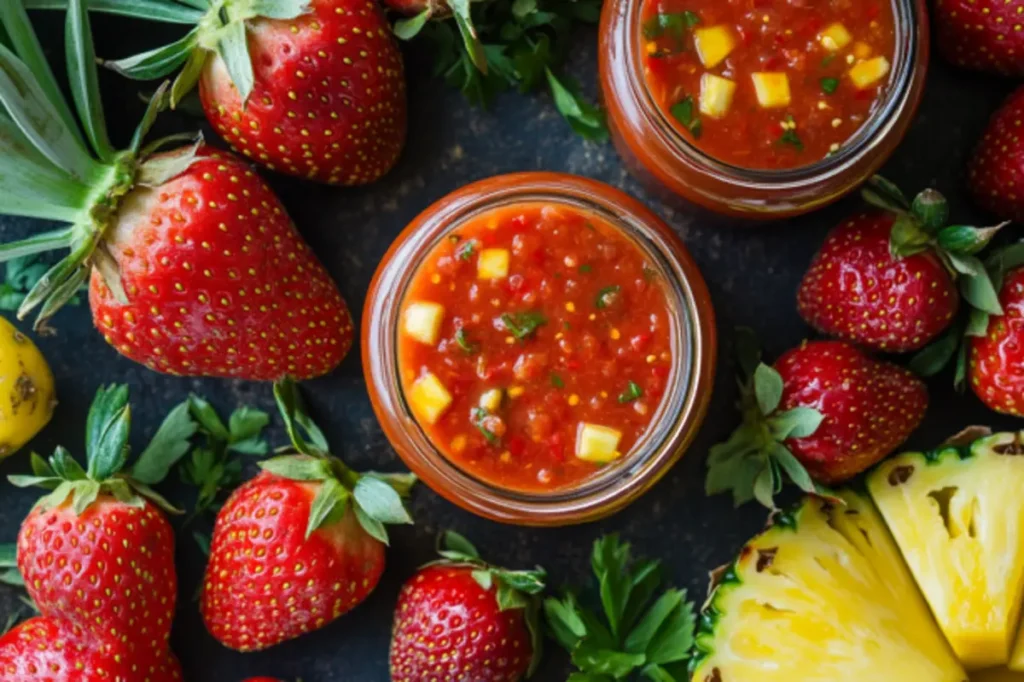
[394,0,608,140]
[502,310,548,340]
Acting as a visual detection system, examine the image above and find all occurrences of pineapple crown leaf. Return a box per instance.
[6,385,188,515]
[544,534,697,682]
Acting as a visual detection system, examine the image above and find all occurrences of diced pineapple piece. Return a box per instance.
[477,249,510,280]
[408,372,453,425]
[819,22,852,51]
[751,72,791,108]
[402,301,445,346]
[849,56,890,89]
[694,25,736,68]
[479,388,503,412]
[699,74,736,119]
[575,423,622,463]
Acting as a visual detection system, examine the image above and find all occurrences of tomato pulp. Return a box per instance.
[397,203,674,493]
[640,0,897,170]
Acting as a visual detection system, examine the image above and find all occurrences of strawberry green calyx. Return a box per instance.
[7,385,193,514]
[705,329,825,510]
[0,0,202,331]
[258,378,417,544]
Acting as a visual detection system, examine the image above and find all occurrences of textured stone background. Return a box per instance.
[0,9,1022,682]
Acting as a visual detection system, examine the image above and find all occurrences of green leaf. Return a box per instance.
[769,443,815,494]
[188,394,229,441]
[249,0,311,19]
[193,531,211,555]
[669,96,701,139]
[752,465,777,509]
[131,401,197,485]
[937,223,1006,256]
[228,406,270,443]
[305,477,348,538]
[103,30,199,82]
[571,642,646,677]
[495,568,546,594]
[441,530,479,559]
[620,558,662,635]
[623,589,682,654]
[910,326,961,377]
[451,0,487,73]
[544,594,588,652]
[137,137,201,185]
[595,285,621,309]
[394,9,431,40]
[7,473,62,488]
[545,69,608,141]
[705,427,765,505]
[778,117,803,151]
[372,471,418,497]
[85,385,131,480]
[592,534,631,641]
[0,229,77,263]
[66,0,115,162]
[0,544,15,567]
[22,0,205,23]
[753,363,784,415]
[820,77,839,94]
[960,267,1004,316]
[946,252,983,277]
[455,327,478,354]
[862,175,910,213]
[353,475,413,525]
[643,596,696,665]
[551,373,565,389]
[496,581,530,611]
[215,21,255,103]
[889,214,932,258]
[966,307,991,338]
[258,455,332,481]
[354,504,389,545]
[500,310,547,340]
[768,407,823,440]
[641,664,679,682]
[170,48,206,108]
[50,446,86,480]
[273,378,330,455]
[71,479,101,515]
[910,188,949,232]
[472,569,493,590]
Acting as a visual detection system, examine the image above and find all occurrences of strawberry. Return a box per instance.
[969,86,1024,222]
[0,1,353,381]
[934,0,1024,76]
[969,257,1024,416]
[707,333,928,508]
[8,385,191,650]
[389,531,545,682]
[201,379,416,652]
[71,0,407,186]
[798,177,1005,353]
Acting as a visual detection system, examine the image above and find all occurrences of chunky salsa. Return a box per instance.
[641,0,897,170]
[398,203,673,492]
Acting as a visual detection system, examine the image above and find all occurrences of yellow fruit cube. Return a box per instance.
[699,74,737,119]
[751,72,791,108]
[477,248,510,280]
[402,301,445,346]
[575,423,623,463]
[849,56,890,89]
[694,25,736,69]
[408,372,453,425]
[479,388,503,412]
[819,23,852,51]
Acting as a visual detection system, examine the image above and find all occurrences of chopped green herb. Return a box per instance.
[457,241,476,261]
[455,328,478,354]
[501,311,547,340]
[470,408,499,445]
[595,285,621,309]
[642,11,700,45]
[670,96,703,139]
[617,381,643,404]
[820,77,839,95]
[578,264,592,274]
[551,373,565,389]
[779,116,804,151]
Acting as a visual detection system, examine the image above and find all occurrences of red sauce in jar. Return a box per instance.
[640,0,897,170]
[397,203,674,492]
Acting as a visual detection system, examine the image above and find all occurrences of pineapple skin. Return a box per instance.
[690,491,965,682]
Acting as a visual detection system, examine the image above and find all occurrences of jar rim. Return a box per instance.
[362,172,716,525]
[625,0,922,186]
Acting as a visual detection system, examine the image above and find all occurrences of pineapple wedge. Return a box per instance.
[751,73,791,108]
[691,491,965,682]
[700,74,737,119]
[694,25,736,68]
[407,372,453,425]
[869,432,1024,671]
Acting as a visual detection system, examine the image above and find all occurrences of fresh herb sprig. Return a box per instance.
[502,310,547,340]
[398,0,608,140]
[471,407,500,445]
[545,534,697,681]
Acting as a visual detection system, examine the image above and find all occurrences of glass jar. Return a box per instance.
[599,0,930,219]
[363,173,716,526]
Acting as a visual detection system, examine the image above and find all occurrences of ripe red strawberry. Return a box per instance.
[0,2,353,381]
[390,531,545,682]
[969,265,1024,416]
[707,334,928,508]
[77,0,407,185]
[798,177,1004,353]
[934,0,1024,76]
[969,86,1024,221]
[201,379,416,652]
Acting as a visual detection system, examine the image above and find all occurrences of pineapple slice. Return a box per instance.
[849,56,890,89]
[751,73,791,109]
[407,372,453,425]
[819,22,852,51]
[575,423,622,463]
[868,432,1024,670]
[477,248,510,280]
[699,74,736,119]
[694,25,736,68]
[691,491,965,682]
[402,301,445,346]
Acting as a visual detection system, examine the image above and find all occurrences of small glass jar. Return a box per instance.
[598,0,930,220]
[363,173,716,526]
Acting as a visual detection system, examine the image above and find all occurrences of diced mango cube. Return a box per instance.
[477,249,510,280]
[848,56,890,89]
[694,25,736,68]
[479,388,503,412]
[819,23,852,51]
[402,301,445,346]
[575,423,623,464]
[751,72,791,108]
[408,372,453,425]
[699,74,737,119]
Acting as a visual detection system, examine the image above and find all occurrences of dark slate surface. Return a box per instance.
[0,10,1022,682]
